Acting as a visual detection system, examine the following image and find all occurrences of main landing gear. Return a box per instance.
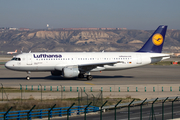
[78,73,93,80]
[26,71,31,80]
[87,75,93,80]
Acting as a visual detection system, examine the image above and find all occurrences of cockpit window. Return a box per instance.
[11,57,21,61]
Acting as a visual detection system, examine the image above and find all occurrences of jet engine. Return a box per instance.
[62,67,79,78]
[51,70,62,76]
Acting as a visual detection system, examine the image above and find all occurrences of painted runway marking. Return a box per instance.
[84,82,95,85]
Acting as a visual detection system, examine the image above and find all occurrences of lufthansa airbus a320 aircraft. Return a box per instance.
[5,25,170,80]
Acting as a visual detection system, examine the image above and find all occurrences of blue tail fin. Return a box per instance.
[137,25,167,53]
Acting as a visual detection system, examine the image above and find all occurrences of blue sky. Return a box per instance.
[0,0,180,30]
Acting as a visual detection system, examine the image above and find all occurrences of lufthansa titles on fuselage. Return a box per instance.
[33,54,62,58]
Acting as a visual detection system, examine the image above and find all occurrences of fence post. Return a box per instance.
[172,96,178,119]
[59,108,62,117]
[115,100,122,120]
[162,97,169,120]
[140,98,147,120]
[100,101,108,120]
[128,99,135,120]
[84,87,85,92]
[48,104,56,120]
[50,86,52,91]
[57,86,59,91]
[67,103,75,120]
[92,94,95,106]
[151,98,158,120]
[101,90,103,105]
[1,83,3,101]
[27,105,36,120]
[4,107,13,120]
[39,84,42,102]
[80,87,82,102]
[60,85,63,101]
[19,84,22,103]
[17,112,20,120]
[85,92,88,105]
[84,102,92,120]
[39,110,42,119]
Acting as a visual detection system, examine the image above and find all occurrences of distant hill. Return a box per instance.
[0,29,180,54]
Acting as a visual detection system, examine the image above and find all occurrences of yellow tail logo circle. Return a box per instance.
[152,33,163,46]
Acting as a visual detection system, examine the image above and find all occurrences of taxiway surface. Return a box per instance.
[0,65,180,86]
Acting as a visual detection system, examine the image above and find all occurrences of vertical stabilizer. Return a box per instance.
[137,25,167,53]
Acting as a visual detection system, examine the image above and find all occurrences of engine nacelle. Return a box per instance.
[62,67,79,78]
[51,70,62,76]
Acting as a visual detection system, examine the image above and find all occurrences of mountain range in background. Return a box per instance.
[0,29,180,54]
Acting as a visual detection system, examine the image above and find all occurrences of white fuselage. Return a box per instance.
[5,52,170,72]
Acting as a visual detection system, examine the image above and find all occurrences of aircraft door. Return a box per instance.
[27,54,32,65]
[136,54,142,64]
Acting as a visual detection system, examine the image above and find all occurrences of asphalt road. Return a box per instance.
[54,102,180,120]
[0,65,180,86]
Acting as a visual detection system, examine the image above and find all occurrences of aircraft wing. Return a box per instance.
[78,61,120,72]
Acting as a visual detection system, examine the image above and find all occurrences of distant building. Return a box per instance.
[9,28,18,30]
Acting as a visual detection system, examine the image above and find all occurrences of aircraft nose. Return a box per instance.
[5,61,13,70]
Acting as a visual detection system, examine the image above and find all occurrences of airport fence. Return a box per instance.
[0,105,99,120]
[0,84,104,108]
[18,85,180,92]
[2,84,180,102]
[0,96,180,120]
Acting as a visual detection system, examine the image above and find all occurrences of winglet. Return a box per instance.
[137,25,167,53]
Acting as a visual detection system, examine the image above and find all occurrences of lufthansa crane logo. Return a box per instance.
[152,33,163,46]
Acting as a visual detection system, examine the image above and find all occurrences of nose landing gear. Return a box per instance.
[26,71,31,80]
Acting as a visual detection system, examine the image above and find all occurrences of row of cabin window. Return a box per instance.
[36,57,131,61]
[36,58,73,61]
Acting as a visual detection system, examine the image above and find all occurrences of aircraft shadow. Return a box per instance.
[0,75,133,81]
[44,75,134,81]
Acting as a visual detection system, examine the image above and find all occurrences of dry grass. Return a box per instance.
[0,96,140,112]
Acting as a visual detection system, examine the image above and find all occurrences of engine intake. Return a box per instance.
[63,67,79,78]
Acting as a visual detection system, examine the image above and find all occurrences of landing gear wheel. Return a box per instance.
[78,74,84,78]
[26,76,30,80]
[87,75,93,80]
